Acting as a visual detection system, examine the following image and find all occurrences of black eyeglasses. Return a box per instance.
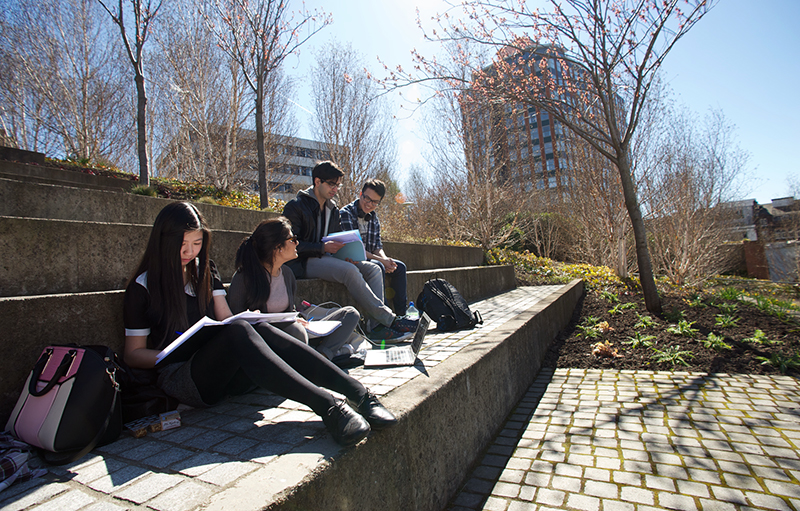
[324,180,342,190]
[286,234,298,243]
[361,193,382,207]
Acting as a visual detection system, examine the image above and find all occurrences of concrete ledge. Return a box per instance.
[382,242,484,269]
[0,176,276,231]
[0,159,130,191]
[0,284,581,511]
[0,217,250,297]
[0,147,45,165]
[213,280,585,510]
[0,290,125,422]
[296,265,516,312]
[1,216,494,297]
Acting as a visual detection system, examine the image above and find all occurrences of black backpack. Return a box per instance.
[416,279,483,332]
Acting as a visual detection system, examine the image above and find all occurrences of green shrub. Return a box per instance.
[651,346,694,367]
[131,185,158,197]
[624,332,656,348]
[667,320,699,338]
[714,314,740,328]
[700,333,732,351]
[634,313,658,330]
[756,352,800,374]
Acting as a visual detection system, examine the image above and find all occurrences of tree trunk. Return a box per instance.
[617,150,662,314]
[255,75,268,209]
[135,73,149,187]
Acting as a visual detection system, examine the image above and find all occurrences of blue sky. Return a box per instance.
[290,0,800,204]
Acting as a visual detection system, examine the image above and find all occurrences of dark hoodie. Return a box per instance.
[281,186,342,278]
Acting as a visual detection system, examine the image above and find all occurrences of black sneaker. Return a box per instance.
[391,316,419,333]
[367,325,412,342]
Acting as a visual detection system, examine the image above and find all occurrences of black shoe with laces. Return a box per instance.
[355,391,397,430]
[322,400,371,446]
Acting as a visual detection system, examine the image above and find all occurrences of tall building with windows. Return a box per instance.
[461,43,574,192]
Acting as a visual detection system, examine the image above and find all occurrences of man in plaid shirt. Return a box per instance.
[340,179,408,316]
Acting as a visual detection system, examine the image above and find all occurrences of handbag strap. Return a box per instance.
[28,349,77,397]
[42,356,121,466]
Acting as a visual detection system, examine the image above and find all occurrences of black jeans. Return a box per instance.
[190,320,366,416]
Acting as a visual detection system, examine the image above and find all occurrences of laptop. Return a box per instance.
[363,313,431,368]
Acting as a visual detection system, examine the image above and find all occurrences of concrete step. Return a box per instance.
[0,282,583,511]
[0,158,134,192]
[1,216,487,297]
[0,264,515,419]
[0,174,275,230]
[0,216,248,297]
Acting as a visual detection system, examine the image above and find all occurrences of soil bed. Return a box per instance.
[545,288,800,376]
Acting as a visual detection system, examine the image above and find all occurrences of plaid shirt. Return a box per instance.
[339,199,383,254]
[0,432,47,492]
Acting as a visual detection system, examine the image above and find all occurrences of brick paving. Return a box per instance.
[448,368,800,511]
[0,286,561,511]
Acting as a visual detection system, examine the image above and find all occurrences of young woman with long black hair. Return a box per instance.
[122,202,395,446]
[227,217,364,365]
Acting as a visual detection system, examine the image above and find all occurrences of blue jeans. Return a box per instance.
[373,258,408,316]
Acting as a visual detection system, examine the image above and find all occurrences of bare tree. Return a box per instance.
[151,2,252,189]
[788,174,800,198]
[0,0,133,162]
[310,41,397,203]
[556,133,632,274]
[98,0,163,186]
[390,0,716,313]
[644,107,749,286]
[204,0,329,208]
[414,66,534,249]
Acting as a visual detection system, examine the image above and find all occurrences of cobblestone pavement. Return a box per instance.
[448,368,800,511]
[0,286,562,511]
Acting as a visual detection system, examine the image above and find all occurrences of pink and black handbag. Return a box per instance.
[5,345,122,465]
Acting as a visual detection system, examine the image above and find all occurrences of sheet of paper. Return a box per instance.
[304,320,342,338]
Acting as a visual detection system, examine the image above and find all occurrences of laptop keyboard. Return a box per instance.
[386,349,411,364]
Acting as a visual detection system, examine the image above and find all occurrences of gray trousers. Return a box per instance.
[278,305,362,360]
[305,255,395,329]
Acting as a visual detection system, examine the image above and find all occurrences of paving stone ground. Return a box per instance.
[0,286,561,511]
[448,368,800,511]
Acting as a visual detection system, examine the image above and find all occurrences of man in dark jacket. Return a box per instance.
[282,161,417,341]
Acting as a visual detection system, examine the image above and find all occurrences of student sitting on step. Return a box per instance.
[122,201,395,446]
[227,217,368,368]
[282,161,418,341]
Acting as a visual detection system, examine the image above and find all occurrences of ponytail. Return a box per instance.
[235,234,270,310]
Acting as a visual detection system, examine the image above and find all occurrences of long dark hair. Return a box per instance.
[132,202,212,348]
[234,217,292,310]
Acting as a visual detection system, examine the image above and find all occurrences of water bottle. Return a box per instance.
[406,301,419,319]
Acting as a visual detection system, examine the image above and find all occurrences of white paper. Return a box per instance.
[304,320,342,339]
[155,310,300,364]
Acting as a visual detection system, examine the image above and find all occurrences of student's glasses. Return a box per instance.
[361,193,382,207]
[286,234,298,243]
